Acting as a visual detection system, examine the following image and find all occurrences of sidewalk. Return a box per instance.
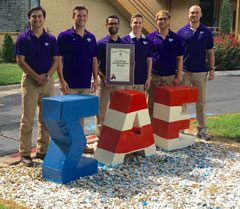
[0,70,239,167]
[0,70,240,92]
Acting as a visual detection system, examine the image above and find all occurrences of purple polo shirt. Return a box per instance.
[147,30,184,76]
[177,23,214,73]
[97,35,126,75]
[122,32,153,84]
[15,28,59,74]
[58,27,97,88]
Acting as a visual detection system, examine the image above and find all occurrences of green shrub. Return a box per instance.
[1,33,15,63]
[213,33,240,70]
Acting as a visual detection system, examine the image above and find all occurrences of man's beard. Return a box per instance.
[108,28,118,35]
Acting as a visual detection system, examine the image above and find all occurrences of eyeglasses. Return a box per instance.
[157,17,169,22]
[107,22,119,26]
[190,11,200,15]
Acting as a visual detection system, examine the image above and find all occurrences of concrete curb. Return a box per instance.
[0,135,99,167]
[0,80,59,91]
[0,71,239,91]
[215,70,240,76]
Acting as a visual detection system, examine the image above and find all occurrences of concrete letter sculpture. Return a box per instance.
[42,95,98,184]
[153,85,198,151]
[94,90,156,166]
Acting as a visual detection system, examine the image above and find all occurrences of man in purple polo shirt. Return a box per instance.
[147,10,184,121]
[57,5,98,153]
[122,13,152,93]
[177,5,215,140]
[15,6,59,166]
[96,15,126,136]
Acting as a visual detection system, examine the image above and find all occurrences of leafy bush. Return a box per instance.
[1,33,15,63]
[213,33,240,71]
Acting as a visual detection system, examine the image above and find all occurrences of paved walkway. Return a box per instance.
[0,70,239,166]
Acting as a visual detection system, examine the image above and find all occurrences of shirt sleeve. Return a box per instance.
[92,36,98,58]
[176,36,184,56]
[97,42,103,63]
[206,31,214,50]
[57,33,65,57]
[15,35,25,56]
[51,36,59,57]
[147,39,153,57]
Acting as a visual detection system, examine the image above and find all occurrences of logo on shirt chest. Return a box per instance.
[169,38,174,42]
[87,38,92,42]
[143,41,148,45]
[200,31,204,34]
[45,42,49,46]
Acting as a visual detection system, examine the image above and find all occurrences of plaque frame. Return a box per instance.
[106,43,135,85]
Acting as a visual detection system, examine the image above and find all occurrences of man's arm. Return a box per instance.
[173,55,183,85]
[57,56,69,93]
[16,55,48,86]
[91,57,98,92]
[145,57,152,90]
[47,56,58,77]
[207,48,215,81]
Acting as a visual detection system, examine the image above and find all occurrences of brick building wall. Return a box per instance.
[40,0,131,41]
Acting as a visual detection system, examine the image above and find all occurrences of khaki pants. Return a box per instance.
[19,73,54,156]
[148,74,175,120]
[96,80,124,136]
[182,72,208,128]
[63,88,90,131]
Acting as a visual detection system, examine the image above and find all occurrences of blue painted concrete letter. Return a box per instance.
[42,94,98,184]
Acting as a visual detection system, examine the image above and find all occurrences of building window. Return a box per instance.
[0,0,33,32]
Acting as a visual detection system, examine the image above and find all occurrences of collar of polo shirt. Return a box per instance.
[129,31,146,39]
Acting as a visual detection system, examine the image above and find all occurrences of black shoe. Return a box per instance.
[83,146,94,154]
[197,128,212,141]
[36,153,46,160]
[21,156,33,167]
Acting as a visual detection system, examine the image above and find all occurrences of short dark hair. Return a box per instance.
[28,6,46,19]
[131,13,143,22]
[106,15,120,24]
[73,5,88,16]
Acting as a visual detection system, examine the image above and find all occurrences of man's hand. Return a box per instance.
[36,74,49,86]
[208,70,215,81]
[59,79,70,94]
[98,71,108,86]
[173,77,181,85]
[144,77,151,90]
[91,79,98,93]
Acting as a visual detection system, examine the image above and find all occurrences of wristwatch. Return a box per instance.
[209,67,215,71]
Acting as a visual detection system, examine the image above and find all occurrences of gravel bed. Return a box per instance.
[1,139,240,209]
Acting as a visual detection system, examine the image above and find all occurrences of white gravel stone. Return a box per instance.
[1,139,240,209]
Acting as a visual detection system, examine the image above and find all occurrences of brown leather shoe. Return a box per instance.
[83,146,94,154]
[21,156,33,167]
[36,153,46,160]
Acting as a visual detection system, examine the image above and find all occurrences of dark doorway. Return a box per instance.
[199,0,214,26]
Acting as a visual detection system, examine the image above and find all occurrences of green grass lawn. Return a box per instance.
[0,63,23,85]
[0,63,58,86]
[191,113,240,141]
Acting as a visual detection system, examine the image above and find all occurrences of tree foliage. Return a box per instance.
[219,0,231,33]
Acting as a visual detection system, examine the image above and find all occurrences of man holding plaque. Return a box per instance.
[96,15,126,136]
[122,13,153,93]
[57,5,98,153]
[147,10,184,121]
